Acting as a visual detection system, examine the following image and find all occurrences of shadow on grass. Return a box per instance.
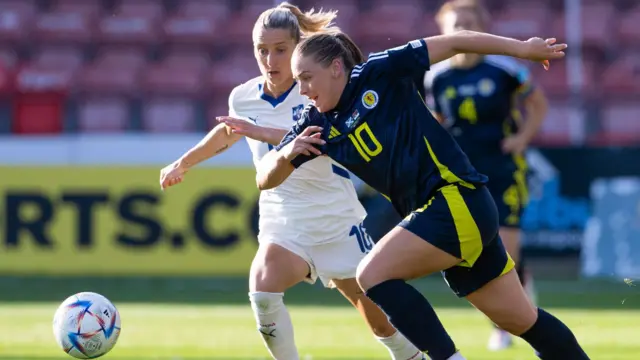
[0,275,639,309]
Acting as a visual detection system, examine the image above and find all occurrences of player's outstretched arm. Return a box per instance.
[159,122,241,190]
[256,126,325,190]
[425,31,567,70]
[217,116,288,146]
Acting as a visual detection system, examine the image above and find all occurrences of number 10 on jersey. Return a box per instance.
[348,123,383,162]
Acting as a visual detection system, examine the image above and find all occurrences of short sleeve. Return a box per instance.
[486,56,535,98]
[365,39,431,79]
[274,105,324,168]
[228,86,239,117]
[513,65,534,97]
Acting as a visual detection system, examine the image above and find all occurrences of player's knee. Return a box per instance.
[356,257,383,292]
[249,291,285,315]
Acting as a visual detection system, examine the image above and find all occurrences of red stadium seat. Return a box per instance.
[54,0,103,17]
[163,14,218,45]
[76,47,144,96]
[551,3,614,50]
[97,14,159,45]
[491,4,549,39]
[223,1,276,47]
[142,57,207,97]
[77,97,130,132]
[97,1,161,45]
[163,50,210,72]
[601,52,640,99]
[209,51,257,93]
[95,46,147,70]
[0,47,18,69]
[589,102,640,146]
[32,46,84,71]
[142,98,196,133]
[0,1,36,44]
[617,6,640,47]
[115,0,164,19]
[178,0,231,22]
[355,1,423,44]
[12,65,73,134]
[32,10,93,44]
[76,63,141,96]
[532,103,581,146]
[532,60,596,99]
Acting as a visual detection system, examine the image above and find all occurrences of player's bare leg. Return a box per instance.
[249,242,310,360]
[487,227,519,350]
[333,278,425,360]
[488,227,538,350]
[466,269,589,359]
[357,227,466,360]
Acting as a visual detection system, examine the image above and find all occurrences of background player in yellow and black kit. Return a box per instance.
[424,0,548,350]
[256,25,589,359]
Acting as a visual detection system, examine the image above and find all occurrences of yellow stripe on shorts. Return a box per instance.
[440,185,483,267]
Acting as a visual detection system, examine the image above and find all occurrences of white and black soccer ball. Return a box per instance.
[53,292,121,359]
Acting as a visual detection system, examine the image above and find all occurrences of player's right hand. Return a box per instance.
[159,160,189,190]
[523,37,567,70]
[281,126,325,161]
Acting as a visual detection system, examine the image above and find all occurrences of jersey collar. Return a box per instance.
[257,81,297,108]
[333,75,357,114]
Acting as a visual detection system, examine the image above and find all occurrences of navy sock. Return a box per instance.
[520,308,589,359]
[365,279,457,360]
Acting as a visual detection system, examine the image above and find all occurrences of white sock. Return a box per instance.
[249,292,299,360]
[446,352,466,360]
[376,330,424,360]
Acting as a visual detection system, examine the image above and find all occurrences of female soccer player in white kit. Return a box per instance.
[159,3,424,360]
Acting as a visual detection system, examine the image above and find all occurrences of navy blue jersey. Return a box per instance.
[424,56,534,176]
[276,39,487,217]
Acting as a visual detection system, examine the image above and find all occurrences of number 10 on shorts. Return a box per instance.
[350,223,374,254]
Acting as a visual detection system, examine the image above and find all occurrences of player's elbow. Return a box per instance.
[255,167,281,191]
[256,175,275,191]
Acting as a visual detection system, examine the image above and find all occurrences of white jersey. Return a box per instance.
[229,77,367,244]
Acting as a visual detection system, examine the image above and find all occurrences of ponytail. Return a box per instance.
[254,2,339,44]
[277,2,338,37]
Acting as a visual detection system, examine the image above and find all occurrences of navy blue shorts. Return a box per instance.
[479,154,529,229]
[486,173,528,229]
[399,184,515,297]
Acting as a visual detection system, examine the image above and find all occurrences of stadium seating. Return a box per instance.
[0,0,636,142]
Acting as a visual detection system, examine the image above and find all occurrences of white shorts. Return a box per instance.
[258,220,374,288]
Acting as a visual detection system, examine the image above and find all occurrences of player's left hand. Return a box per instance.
[523,37,567,70]
[501,134,528,155]
[217,116,262,141]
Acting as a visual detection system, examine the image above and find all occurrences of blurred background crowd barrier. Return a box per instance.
[0,0,639,280]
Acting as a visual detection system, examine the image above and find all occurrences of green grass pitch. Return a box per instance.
[0,276,639,359]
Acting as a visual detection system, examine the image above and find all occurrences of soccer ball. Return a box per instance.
[53,292,121,359]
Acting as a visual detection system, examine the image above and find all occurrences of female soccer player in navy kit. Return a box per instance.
[256,29,590,360]
[425,0,548,350]
[160,3,424,359]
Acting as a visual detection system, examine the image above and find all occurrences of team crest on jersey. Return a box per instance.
[362,90,378,109]
[292,104,304,121]
[478,78,495,96]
